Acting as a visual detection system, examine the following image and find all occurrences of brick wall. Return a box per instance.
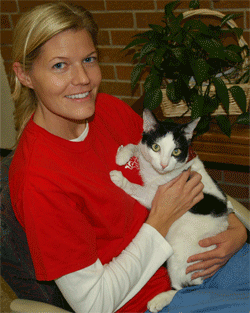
[1,0,249,209]
[205,163,249,210]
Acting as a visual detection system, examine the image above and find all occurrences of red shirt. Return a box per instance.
[9,93,171,312]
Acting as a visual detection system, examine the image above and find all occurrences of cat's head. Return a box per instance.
[139,109,200,174]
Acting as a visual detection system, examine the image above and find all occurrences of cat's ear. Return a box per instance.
[183,118,200,140]
[143,109,157,132]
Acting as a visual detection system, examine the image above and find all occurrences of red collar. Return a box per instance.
[187,146,197,163]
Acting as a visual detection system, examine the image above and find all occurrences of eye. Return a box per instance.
[152,143,161,152]
[172,148,181,156]
[53,62,66,70]
[84,56,97,64]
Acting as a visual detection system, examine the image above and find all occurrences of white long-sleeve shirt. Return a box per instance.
[55,223,173,313]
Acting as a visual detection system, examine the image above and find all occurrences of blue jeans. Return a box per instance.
[145,243,249,313]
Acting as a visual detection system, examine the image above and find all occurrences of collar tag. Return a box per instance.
[187,146,197,163]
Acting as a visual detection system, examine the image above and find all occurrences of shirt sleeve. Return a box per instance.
[55,223,173,313]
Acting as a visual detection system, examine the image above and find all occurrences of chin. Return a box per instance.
[154,166,166,174]
[75,106,96,121]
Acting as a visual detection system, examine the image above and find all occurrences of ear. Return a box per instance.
[183,117,200,140]
[12,62,34,89]
[143,109,158,132]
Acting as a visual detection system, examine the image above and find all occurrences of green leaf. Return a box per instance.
[140,42,156,58]
[215,115,231,137]
[229,86,247,112]
[222,28,243,39]
[172,47,186,64]
[191,58,210,85]
[191,94,204,119]
[203,95,219,114]
[146,52,154,66]
[144,88,163,110]
[133,30,155,39]
[189,0,200,9]
[144,68,162,91]
[194,115,211,138]
[213,77,230,114]
[224,49,242,63]
[164,0,180,17]
[221,13,242,27]
[183,19,208,35]
[225,44,242,54]
[168,13,183,35]
[149,24,164,33]
[153,47,166,68]
[235,112,250,125]
[123,37,149,51]
[131,63,146,90]
[144,73,154,91]
[166,80,182,103]
[132,52,140,61]
[195,36,224,58]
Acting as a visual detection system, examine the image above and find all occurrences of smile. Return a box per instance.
[66,92,89,99]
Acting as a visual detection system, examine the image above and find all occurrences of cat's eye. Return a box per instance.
[152,144,160,152]
[172,148,181,156]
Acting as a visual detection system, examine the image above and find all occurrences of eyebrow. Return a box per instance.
[49,51,98,63]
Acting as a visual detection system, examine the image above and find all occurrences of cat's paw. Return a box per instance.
[147,290,177,313]
[110,170,125,188]
[116,145,134,166]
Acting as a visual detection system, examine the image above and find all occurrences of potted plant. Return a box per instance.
[124,0,249,137]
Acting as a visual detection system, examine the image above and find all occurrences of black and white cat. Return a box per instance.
[110,109,233,312]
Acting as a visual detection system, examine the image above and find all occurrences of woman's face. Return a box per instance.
[26,29,102,138]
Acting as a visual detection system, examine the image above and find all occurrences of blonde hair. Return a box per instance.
[11,1,98,146]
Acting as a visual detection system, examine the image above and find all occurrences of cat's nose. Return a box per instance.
[161,163,168,169]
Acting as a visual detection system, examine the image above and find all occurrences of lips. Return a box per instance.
[65,91,90,99]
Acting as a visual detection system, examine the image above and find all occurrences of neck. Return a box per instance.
[33,107,87,140]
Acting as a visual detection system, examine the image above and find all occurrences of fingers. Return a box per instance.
[171,168,191,186]
[198,233,225,248]
[187,247,221,263]
[189,180,204,205]
[186,171,203,191]
[186,256,227,280]
[149,170,203,237]
[186,256,224,274]
[181,171,204,209]
[193,263,222,279]
[190,265,222,280]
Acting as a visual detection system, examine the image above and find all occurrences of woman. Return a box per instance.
[9,2,248,312]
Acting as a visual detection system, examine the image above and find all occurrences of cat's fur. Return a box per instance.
[110,109,233,312]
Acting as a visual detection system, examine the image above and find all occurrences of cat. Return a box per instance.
[110,109,233,312]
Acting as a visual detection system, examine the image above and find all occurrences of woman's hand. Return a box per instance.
[186,213,247,280]
[146,169,204,238]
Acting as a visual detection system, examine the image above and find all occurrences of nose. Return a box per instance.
[72,65,90,86]
[161,163,168,169]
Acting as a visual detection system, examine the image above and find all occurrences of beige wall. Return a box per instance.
[1,52,16,149]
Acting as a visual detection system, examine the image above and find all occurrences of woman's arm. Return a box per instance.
[186,213,247,280]
[55,224,173,313]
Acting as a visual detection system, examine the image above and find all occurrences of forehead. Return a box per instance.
[157,133,175,149]
[38,29,95,61]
